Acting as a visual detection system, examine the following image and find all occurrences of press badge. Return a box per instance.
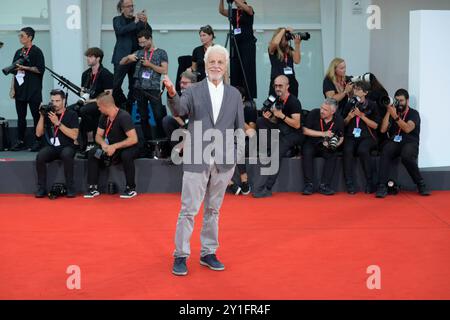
[105,138,110,145]
[393,135,402,143]
[234,28,242,35]
[15,71,25,86]
[353,128,362,138]
[50,137,61,147]
[142,71,152,79]
[283,67,293,75]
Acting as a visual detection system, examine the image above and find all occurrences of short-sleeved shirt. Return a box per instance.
[44,109,79,148]
[81,65,114,99]
[342,99,380,139]
[276,94,302,136]
[304,108,345,144]
[387,107,420,144]
[98,109,135,145]
[12,45,45,102]
[322,76,352,116]
[191,45,208,81]
[134,48,168,90]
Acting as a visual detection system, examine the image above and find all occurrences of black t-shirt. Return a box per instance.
[98,109,135,145]
[322,76,352,116]
[269,49,296,80]
[44,109,79,148]
[12,45,45,102]
[277,94,302,136]
[387,107,420,144]
[367,88,389,118]
[81,66,114,99]
[231,7,255,42]
[342,99,380,139]
[304,108,345,144]
[191,45,207,81]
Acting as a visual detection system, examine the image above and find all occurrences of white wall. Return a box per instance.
[409,10,450,168]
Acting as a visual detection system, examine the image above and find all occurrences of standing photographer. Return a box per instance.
[268,27,302,98]
[8,27,45,152]
[302,98,344,195]
[219,0,257,100]
[35,89,79,198]
[375,89,430,198]
[84,93,139,199]
[342,81,379,194]
[253,75,303,198]
[323,58,353,116]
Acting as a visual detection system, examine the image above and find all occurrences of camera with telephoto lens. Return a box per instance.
[48,183,67,200]
[351,72,373,84]
[94,147,113,167]
[323,133,341,152]
[285,31,311,41]
[380,96,404,113]
[2,54,30,75]
[39,102,56,116]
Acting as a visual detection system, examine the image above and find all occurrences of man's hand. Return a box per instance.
[48,112,60,127]
[387,105,398,119]
[344,82,354,94]
[163,75,177,97]
[262,110,273,120]
[353,107,363,118]
[106,144,117,157]
[323,130,333,138]
[16,64,29,72]
[128,54,138,63]
[272,108,284,119]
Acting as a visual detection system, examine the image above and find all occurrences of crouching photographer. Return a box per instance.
[35,89,79,198]
[302,98,344,195]
[253,75,303,198]
[84,93,139,199]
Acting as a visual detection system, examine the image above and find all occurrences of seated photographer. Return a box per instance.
[70,47,113,157]
[35,89,79,198]
[84,93,139,199]
[253,75,303,198]
[375,89,430,198]
[120,29,168,152]
[162,70,197,156]
[302,98,344,196]
[323,58,353,116]
[342,81,380,194]
[268,27,302,98]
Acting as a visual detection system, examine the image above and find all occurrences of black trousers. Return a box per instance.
[71,102,100,150]
[87,145,139,188]
[256,117,303,190]
[36,145,76,189]
[230,39,257,99]
[162,115,182,149]
[113,63,136,110]
[15,99,40,142]
[343,136,376,184]
[135,89,166,141]
[378,140,424,185]
[302,140,338,185]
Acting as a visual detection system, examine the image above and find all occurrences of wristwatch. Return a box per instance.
[56,121,61,127]
[282,115,287,121]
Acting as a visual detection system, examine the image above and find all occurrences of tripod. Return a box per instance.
[224,0,253,102]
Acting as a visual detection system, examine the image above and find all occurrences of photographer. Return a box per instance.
[219,0,257,100]
[35,89,79,198]
[8,27,45,152]
[342,81,380,194]
[120,29,168,150]
[323,58,353,116]
[302,98,344,195]
[72,47,113,157]
[189,25,215,82]
[84,93,139,199]
[375,89,430,198]
[112,0,152,111]
[268,27,302,98]
[253,75,303,198]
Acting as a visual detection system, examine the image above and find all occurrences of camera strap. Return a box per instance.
[21,45,33,57]
[104,114,117,142]
[396,108,409,136]
[53,111,65,137]
[320,119,334,132]
[144,48,155,62]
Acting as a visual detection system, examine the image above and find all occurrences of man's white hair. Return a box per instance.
[204,44,229,65]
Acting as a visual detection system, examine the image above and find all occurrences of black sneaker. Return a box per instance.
[302,183,314,195]
[29,140,41,152]
[84,185,100,198]
[346,182,356,195]
[417,183,431,196]
[66,186,76,198]
[375,184,388,198]
[200,254,225,271]
[227,184,241,195]
[120,186,137,198]
[319,183,335,196]
[172,257,188,276]
[365,181,375,194]
[252,187,272,198]
[10,141,26,151]
[241,182,251,195]
[35,187,47,198]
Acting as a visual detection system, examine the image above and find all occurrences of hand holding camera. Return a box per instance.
[47,111,60,126]
[387,104,398,119]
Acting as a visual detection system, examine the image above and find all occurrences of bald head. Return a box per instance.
[274,75,290,98]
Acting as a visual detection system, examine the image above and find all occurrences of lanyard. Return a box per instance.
[236,9,242,29]
[105,116,116,139]
[282,93,290,106]
[53,111,65,137]
[396,109,409,135]
[284,53,289,66]
[22,45,32,56]
[91,70,99,86]
[144,48,154,62]
[320,118,334,132]
[356,116,361,128]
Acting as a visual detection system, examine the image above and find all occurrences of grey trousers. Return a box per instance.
[174,164,235,258]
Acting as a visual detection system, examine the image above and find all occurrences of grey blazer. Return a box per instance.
[168,79,245,173]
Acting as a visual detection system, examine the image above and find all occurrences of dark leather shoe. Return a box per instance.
[302,183,314,195]
[319,183,335,195]
[252,187,272,198]
[375,184,388,198]
[35,187,47,198]
[200,254,225,271]
[346,182,357,195]
[172,257,188,276]
[417,183,431,196]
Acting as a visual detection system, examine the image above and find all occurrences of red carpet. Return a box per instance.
[0,192,449,300]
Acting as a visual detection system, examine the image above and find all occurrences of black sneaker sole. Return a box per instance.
[200,260,225,271]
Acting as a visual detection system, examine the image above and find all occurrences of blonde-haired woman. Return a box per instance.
[323,58,353,116]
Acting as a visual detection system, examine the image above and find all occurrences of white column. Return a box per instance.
[320,0,337,74]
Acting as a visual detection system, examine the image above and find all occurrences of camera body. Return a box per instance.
[39,102,56,116]
[380,96,405,113]
[48,183,67,200]
[285,31,311,41]
[94,147,113,167]
[261,95,284,114]
[2,54,30,75]
[324,134,339,151]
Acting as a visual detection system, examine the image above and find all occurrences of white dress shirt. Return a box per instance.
[207,79,224,124]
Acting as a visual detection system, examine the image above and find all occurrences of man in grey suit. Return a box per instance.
[163,45,245,276]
